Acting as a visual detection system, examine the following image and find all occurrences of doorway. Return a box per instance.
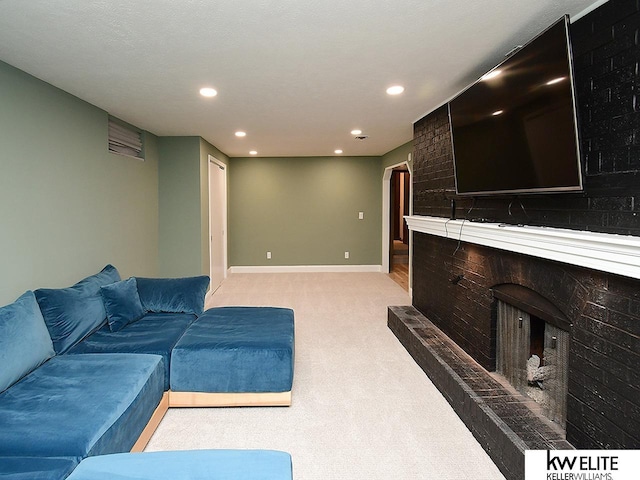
[389,168,410,286]
[208,156,227,293]
[382,161,411,291]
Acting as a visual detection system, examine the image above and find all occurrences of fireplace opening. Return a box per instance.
[493,284,571,430]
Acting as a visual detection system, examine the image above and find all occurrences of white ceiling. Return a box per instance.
[0,0,600,158]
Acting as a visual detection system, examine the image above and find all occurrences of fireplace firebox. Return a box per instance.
[494,285,571,430]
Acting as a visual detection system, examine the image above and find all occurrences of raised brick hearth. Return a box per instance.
[388,306,572,480]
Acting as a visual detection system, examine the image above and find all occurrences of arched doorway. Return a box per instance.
[382,161,411,291]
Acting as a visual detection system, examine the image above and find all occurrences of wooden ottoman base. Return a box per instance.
[168,390,292,407]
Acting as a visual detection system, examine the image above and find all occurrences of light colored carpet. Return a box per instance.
[146,272,505,479]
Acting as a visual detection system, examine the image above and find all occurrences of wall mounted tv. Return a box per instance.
[449,16,583,196]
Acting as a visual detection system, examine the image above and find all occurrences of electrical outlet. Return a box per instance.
[358,211,364,220]
[344,251,349,259]
[266,251,272,259]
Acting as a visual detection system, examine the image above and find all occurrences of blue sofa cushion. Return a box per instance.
[35,265,121,353]
[100,277,146,332]
[67,312,197,390]
[135,276,210,315]
[66,450,293,480]
[171,307,294,393]
[0,291,55,393]
[0,353,164,458]
[0,456,80,480]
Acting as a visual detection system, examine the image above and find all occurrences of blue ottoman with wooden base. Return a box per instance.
[65,450,293,480]
[169,307,295,407]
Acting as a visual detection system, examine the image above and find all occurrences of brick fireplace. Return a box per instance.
[409,228,639,447]
[391,1,640,478]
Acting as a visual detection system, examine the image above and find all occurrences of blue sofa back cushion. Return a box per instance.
[35,265,121,353]
[0,291,55,393]
[100,277,146,332]
[135,276,210,315]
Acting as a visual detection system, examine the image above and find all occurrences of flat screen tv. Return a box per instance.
[449,16,583,196]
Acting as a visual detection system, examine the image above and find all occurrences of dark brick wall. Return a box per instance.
[413,105,456,218]
[413,0,640,235]
[411,1,640,449]
[412,232,495,369]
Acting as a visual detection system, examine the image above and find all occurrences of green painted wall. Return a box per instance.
[228,156,382,267]
[382,140,413,172]
[157,136,201,277]
[0,60,414,298]
[0,60,159,305]
[157,136,229,278]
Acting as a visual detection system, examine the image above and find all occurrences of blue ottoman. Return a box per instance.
[66,450,293,480]
[169,307,294,407]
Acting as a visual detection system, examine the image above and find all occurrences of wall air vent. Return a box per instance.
[108,117,144,160]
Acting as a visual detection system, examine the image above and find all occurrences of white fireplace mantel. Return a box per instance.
[405,215,640,280]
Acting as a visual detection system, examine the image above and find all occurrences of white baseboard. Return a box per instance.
[228,265,383,274]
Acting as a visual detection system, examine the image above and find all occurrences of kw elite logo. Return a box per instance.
[525,450,639,480]
[545,450,617,480]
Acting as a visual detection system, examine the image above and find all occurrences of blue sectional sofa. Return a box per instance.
[0,265,295,479]
[0,456,80,480]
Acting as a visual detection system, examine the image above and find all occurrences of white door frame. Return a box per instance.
[382,159,412,287]
[208,155,228,291]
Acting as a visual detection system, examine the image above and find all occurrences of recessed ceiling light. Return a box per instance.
[334,149,343,154]
[199,87,217,97]
[386,85,404,95]
[249,150,258,155]
[235,131,246,137]
[546,77,566,85]
[492,110,504,116]
[480,70,502,81]
[351,129,362,135]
